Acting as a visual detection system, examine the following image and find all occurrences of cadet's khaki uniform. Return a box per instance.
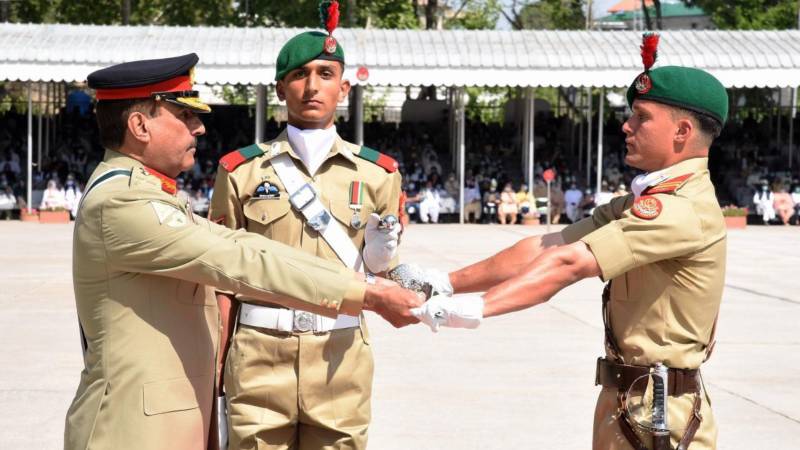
[210,131,401,450]
[66,150,365,450]
[562,158,725,450]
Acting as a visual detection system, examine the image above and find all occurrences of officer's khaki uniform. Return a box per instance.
[210,131,401,450]
[66,150,365,450]
[562,157,725,450]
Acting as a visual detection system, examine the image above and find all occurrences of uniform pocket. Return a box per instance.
[142,376,202,416]
[243,198,292,237]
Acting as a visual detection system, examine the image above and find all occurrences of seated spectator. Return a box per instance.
[40,179,67,210]
[772,183,794,225]
[792,186,800,224]
[753,180,776,224]
[463,178,482,223]
[515,184,535,221]
[64,175,82,219]
[191,189,210,217]
[564,182,583,223]
[0,184,16,220]
[595,180,614,206]
[613,182,628,198]
[579,188,596,218]
[417,181,440,224]
[482,179,499,223]
[498,182,518,225]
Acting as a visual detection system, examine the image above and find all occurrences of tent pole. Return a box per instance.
[37,83,42,170]
[27,83,33,213]
[255,84,266,144]
[790,87,796,170]
[596,87,605,195]
[527,87,535,189]
[585,87,593,188]
[458,87,466,224]
[353,85,364,146]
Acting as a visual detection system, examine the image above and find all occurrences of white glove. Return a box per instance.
[363,213,401,273]
[411,294,484,333]
[424,267,453,296]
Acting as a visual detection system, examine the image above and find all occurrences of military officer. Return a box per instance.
[65,53,419,450]
[209,5,403,448]
[411,34,727,449]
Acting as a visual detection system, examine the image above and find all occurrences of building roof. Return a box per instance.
[1,23,799,88]
[600,3,706,21]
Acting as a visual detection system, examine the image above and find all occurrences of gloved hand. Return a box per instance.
[363,213,402,273]
[411,294,484,333]
[385,263,453,299]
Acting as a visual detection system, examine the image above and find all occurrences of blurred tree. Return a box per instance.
[681,0,800,29]
[503,0,585,31]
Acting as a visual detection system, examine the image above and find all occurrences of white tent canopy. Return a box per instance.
[2,23,800,88]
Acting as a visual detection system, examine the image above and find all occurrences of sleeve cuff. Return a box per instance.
[339,279,366,316]
[580,222,635,281]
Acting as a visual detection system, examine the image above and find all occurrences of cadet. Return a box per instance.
[65,53,418,450]
[209,4,403,449]
[411,34,726,449]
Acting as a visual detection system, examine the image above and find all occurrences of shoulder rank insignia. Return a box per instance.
[644,173,692,195]
[143,167,177,195]
[219,144,265,172]
[632,195,662,220]
[355,146,398,173]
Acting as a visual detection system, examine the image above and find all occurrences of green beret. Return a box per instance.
[627,66,728,125]
[275,31,345,81]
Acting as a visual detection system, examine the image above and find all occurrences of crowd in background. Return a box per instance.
[2,101,800,226]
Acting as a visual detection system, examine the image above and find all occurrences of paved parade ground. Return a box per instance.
[1,221,799,449]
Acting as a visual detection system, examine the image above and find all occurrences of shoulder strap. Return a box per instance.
[269,153,363,271]
[76,168,131,215]
[644,173,693,195]
[219,144,265,172]
[355,146,399,173]
[75,167,131,358]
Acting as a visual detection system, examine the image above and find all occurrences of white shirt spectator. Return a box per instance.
[40,181,67,210]
[753,187,776,223]
[564,186,583,222]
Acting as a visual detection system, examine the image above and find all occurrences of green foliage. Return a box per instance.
[518,0,585,30]
[681,1,800,30]
[0,0,418,29]
[445,0,502,30]
[464,86,512,124]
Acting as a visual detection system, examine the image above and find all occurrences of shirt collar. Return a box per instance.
[102,148,177,195]
[266,128,358,166]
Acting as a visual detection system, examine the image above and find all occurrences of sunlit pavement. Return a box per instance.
[1,222,798,449]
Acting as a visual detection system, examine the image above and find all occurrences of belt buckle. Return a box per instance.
[289,183,316,211]
[293,311,314,332]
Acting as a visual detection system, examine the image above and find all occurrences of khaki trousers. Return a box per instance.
[225,324,374,450]
[592,387,717,449]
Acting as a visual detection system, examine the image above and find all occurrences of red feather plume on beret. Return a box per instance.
[641,33,660,72]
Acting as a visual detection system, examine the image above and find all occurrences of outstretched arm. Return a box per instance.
[449,232,565,294]
[481,241,600,317]
[412,241,601,331]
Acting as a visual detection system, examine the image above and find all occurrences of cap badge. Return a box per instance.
[635,73,652,94]
[324,36,338,54]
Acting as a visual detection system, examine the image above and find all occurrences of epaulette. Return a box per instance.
[644,173,693,195]
[219,144,265,172]
[355,146,398,173]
